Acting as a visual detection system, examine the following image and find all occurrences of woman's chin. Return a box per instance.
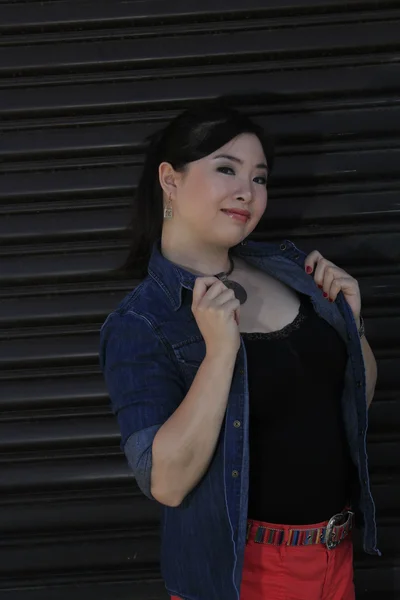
[221,231,250,249]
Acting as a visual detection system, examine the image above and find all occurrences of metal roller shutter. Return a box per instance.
[0,1,399,598]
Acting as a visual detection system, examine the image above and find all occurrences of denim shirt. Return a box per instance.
[99,237,380,600]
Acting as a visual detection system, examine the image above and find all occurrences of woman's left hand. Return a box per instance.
[304,250,361,327]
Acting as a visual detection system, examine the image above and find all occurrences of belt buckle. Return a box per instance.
[325,510,353,550]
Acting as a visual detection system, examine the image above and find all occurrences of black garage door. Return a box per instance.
[1,2,399,598]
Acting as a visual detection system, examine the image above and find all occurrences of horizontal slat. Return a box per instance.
[0,580,168,600]
[1,149,400,202]
[0,491,161,535]
[0,124,152,159]
[1,21,399,76]
[368,440,400,470]
[2,235,399,286]
[0,416,118,451]
[368,401,400,435]
[1,189,400,245]
[0,0,397,31]
[0,454,131,494]
[0,166,138,200]
[0,372,395,417]
[0,291,123,325]
[0,319,398,366]
[0,247,123,283]
[373,359,400,391]
[0,373,107,411]
[0,400,395,453]
[0,531,160,575]
[1,63,400,119]
[0,331,100,368]
[0,206,130,241]
[0,276,399,326]
[294,233,400,267]
[0,478,395,538]
[0,520,397,580]
[0,570,398,600]
[371,479,400,516]
[354,551,400,593]
[3,105,400,160]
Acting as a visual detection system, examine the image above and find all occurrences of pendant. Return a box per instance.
[164,205,173,219]
[222,278,248,305]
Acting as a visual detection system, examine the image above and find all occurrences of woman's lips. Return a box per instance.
[221,209,249,223]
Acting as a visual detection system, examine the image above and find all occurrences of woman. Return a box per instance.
[99,99,380,600]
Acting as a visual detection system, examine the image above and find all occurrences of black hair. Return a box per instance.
[120,97,274,279]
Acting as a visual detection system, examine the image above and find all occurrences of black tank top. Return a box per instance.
[242,292,357,525]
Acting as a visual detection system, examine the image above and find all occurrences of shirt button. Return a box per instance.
[233,420,241,428]
[232,470,239,478]
[356,381,362,388]
[280,243,287,251]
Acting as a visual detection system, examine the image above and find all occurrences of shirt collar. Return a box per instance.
[147,237,291,311]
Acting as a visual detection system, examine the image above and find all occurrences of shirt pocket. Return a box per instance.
[172,335,206,369]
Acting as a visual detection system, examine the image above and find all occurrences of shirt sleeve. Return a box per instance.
[99,310,186,501]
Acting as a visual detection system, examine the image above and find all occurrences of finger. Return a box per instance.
[327,276,357,303]
[202,280,230,302]
[326,278,340,302]
[213,287,236,306]
[304,250,323,274]
[192,276,221,305]
[223,298,241,321]
[317,264,336,295]
[313,257,328,289]
[317,265,342,296]
[234,308,240,325]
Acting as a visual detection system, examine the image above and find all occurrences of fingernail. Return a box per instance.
[329,298,334,303]
[323,292,328,298]
[306,266,312,274]
[318,285,323,289]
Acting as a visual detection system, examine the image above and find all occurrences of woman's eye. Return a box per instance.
[217,166,234,175]
[217,166,267,186]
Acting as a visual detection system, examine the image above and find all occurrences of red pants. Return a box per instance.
[171,515,355,600]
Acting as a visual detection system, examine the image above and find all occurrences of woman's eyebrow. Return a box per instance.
[213,153,268,172]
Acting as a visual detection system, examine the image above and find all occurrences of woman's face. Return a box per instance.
[162,133,268,248]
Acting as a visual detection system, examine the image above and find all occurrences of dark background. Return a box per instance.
[0,1,399,598]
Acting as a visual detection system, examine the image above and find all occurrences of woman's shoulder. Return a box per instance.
[110,273,172,323]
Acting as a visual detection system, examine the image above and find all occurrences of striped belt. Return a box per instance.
[247,509,354,551]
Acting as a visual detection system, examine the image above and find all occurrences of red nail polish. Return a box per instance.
[329,298,334,303]
[318,285,323,289]
[306,266,312,274]
[323,292,328,298]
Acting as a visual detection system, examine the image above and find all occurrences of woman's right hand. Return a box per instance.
[191,277,241,357]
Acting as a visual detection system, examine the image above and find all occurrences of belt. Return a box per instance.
[246,509,354,550]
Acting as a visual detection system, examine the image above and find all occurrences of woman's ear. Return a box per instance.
[159,161,178,197]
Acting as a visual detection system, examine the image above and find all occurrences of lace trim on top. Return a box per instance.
[241,295,309,340]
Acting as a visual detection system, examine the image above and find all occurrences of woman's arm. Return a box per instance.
[303,250,378,410]
[356,318,378,409]
[100,309,238,508]
[151,349,237,507]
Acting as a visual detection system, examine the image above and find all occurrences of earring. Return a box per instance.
[164,193,173,219]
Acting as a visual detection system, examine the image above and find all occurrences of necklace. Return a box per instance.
[214,255,248,305]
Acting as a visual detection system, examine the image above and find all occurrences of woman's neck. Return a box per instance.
[160,230,231,276]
